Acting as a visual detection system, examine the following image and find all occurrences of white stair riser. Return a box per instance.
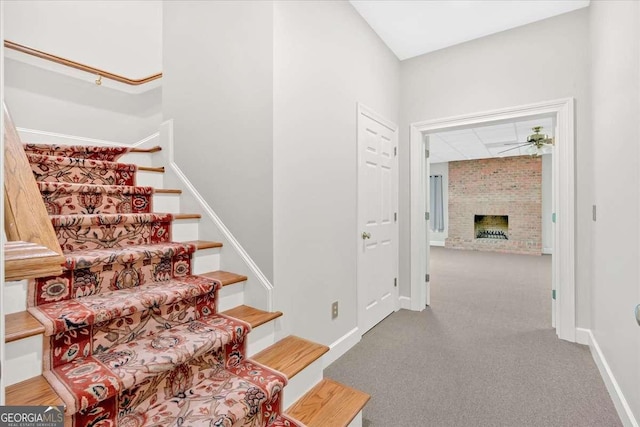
[120,153,156,167]
[5,336,43,386]
[218,283,245,312]
[192,250,221,274]
[4,280,28,314]
[283,357,324,409]
[172,220,199,241]
[246,321,277,357]
[136,170,164,188]
[153,193,181,213]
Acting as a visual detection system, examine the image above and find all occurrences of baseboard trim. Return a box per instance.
[323,327,360,369]
[542,247,553,255]
[575,327,590,345]
[399,296,412,310]
[430,241,445,247]
[17,127,159,148]
[585,329,638,427]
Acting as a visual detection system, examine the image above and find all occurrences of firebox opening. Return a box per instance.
[475,215,509,240]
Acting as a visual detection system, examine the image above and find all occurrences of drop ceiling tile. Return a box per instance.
[473,124,517,145]
[436,129,480,144]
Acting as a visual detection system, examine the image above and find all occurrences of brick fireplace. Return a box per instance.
[445,156,542,255]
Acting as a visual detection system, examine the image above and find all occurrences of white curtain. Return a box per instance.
[430,175,444,232]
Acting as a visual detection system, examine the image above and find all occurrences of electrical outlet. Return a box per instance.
[331,301,339,319]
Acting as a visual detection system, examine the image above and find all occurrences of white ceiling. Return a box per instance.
[429,117,555,163]
[349,0,590,60]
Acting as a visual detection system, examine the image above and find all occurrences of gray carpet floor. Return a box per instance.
[325,247,621,427]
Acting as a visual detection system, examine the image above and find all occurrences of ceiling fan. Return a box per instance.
[498,126,554,157]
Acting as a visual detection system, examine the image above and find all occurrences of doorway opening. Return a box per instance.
[409,98,576,342]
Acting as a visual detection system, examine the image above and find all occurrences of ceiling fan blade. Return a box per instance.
[497,143,530,154]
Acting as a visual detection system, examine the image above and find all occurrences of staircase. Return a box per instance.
[3,139,369,426]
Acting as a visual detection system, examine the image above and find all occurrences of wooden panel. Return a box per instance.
[139,165,165,173]
[252,335,329,379]
[3,104,62,257]
[131,146,162,153]
[184,240,223,250]
[154,188,182,194]
[174,213,201,220]
[6,376,64,407]
[5,241,64,281]
[5,311,45,343]
[222,305,282,328]
[198,270,247,287]
[286,378,370,427]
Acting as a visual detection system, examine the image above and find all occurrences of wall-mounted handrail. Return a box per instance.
[4,40,162,86]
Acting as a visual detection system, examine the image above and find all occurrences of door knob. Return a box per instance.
[362,232,371,240]
[635,304,640,327]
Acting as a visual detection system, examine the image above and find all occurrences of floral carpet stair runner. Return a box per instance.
[23,143,303,427]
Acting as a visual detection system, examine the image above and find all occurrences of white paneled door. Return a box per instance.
[357,104,398,334]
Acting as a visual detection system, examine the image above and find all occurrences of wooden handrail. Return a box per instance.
[4,40,162,86]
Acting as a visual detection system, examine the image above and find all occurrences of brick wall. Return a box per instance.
[445,156,542,255]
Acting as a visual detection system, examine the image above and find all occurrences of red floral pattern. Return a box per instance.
[38,182,154,215]
[25,143,303,427]
[24,143,131,161]
[28,153,136,186]
[50,213,173,251]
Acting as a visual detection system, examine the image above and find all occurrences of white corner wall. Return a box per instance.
[273,0,399,349]
[429,162,448,245]
[162,1,275,281]
[3,1,163,143]
[399,9,591,328]
[590,1,640,423]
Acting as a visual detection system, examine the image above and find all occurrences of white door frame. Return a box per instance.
[409,98,576,342]
[357,103,400,333]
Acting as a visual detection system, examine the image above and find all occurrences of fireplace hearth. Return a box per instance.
[475,215,509,240]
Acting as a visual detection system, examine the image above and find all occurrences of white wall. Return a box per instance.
[162,1,274,281]
[541,154,553,253]
[590,1,640,422]
[399,9,591,328]
[429,162,448,245]
[273,1,399,348]
[3,1,163,144]
[4,1,162,78]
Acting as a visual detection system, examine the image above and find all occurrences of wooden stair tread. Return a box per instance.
[174,213,201,220]
[182,240,223,250]
[5,311,45,343]
[252,335,329,379]
[286,378,370,427]
[6,375,65,408]
[222,305,282,328]
[199,270,247,286]
[154,188,182,194]
[131,146,161,153]
[4,241,65,281]
[138,165,164,173]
